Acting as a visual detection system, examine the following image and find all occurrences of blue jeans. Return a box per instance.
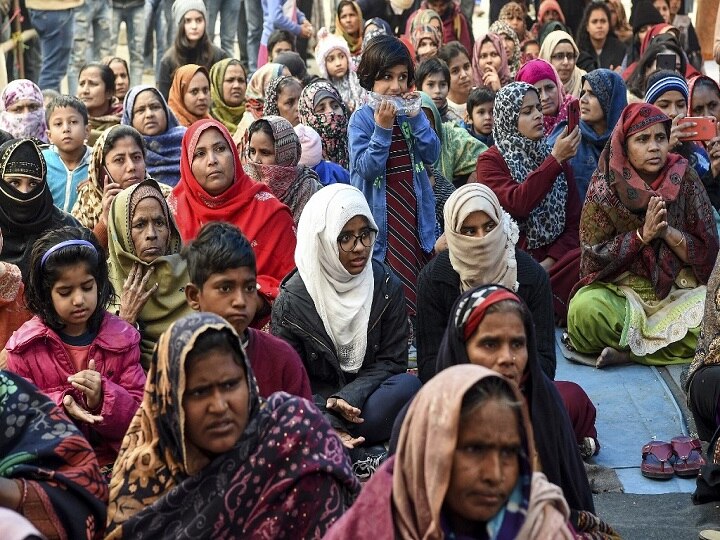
[207,0,241,57]
[112,6,146,90]
[144,0,168,79]
[28,8,75,91]
[68,0,113,95]
[244,0,262,73]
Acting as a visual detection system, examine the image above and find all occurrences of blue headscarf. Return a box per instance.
[122,85,187,187]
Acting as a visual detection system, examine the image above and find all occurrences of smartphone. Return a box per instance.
[656,52,677,71]
[567,100,580,132]
[678,116,718,142]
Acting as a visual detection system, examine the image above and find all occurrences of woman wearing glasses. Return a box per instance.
[539,30,586,98]
[271,184,421,477]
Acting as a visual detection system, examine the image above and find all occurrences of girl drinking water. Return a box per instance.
[349,34,440,322]
[2,226,146,469]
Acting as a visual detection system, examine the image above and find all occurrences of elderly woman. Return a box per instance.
[121,85,187,187]
[326,364,613,538]
[539,30,586,98]
[168,64,211,127]
[476,82,581,319]
[106,312,360,539]
[78,62,122,146]
[0,79,47,141]
[271,184,421,477]
[516,59,577,137]
[107,179,192,368]
[209,58,247,134]
[567,103,719,367]
[298,80,350,169]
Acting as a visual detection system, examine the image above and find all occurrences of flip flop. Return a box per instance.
[641,441,674,480]
[671,435,705,477]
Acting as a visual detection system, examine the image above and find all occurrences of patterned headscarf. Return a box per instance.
[516,58,576,136]
[0,79,47,142]
[472,33,512,89]
[263,75,299,117]
[362,17,391,51]
[209,58,247,133]
[168,64,211,127]
[408,8,442,37]
[298,80,350,169]
[245,63,285,120]
[489,20,522,77]
[411,24,442,57]
[492,82,568,249]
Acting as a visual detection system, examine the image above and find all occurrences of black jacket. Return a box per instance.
[416,248,557,383]
[271,260,409,422]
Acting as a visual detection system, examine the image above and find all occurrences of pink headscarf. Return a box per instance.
[515,59,576,135]
[472,33,511,89]
[0,79,47,142]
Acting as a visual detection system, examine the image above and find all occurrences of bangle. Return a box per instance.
[636,229,648,245]
[673,233,685,247]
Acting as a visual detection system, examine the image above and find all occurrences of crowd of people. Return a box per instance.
[2,0,720,537]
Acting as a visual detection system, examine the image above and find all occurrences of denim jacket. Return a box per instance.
[348,104,440,259]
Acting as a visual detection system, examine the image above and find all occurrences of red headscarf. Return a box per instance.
[170,118,297,301]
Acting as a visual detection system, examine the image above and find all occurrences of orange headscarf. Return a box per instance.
[168,64,211,127]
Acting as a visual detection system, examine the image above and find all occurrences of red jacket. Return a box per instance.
[5,312,145,466]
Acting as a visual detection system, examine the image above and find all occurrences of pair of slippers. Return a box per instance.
[641,436,705,479]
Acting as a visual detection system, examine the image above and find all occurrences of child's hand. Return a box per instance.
[119,263,158,325]
[374,100,397,129]
[100,181,123,225]
[63,394,103,424]
[68,359,103,410]
[402,92,420,117]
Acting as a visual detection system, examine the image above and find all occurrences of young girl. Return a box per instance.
[2,227,146,469]
[349,34,440,321]
[316,28,366,113]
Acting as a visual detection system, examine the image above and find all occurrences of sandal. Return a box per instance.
[641,441,674,479]
[671,435,705,477]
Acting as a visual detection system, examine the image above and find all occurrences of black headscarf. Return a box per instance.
[0,138,81,280]
[435,284,595,514]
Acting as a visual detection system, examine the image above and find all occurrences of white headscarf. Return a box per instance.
[295,184,378,373]
[444,183,519,292]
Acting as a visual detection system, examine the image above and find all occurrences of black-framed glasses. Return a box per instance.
[550,52,577,62]
[337,229,378,252]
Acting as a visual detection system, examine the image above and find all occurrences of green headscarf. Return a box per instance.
[107,178,192,369]
[210,59,247,134]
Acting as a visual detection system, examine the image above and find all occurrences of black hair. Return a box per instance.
[467,87,496,113]
[247,118,275,142]
[268,29,297,57]
[103,125,146,161]
[416,57,450,87]
[626,41,686,98]
[25,226,114,334]
[45,95,89,125]
[274,76,302,100]
[79,62,116,95]
[170,12,214,68]
[691,78,720,115]
[521,38,539,52]
[182,222,257,288]
[356,34,415,91]
[185,327,245,372]
[575,2,616,54]
[438,41,470,67]
[105,56,130,82]
[460,374,523,418]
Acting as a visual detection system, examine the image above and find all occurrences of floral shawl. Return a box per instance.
[106,312,360,539]
[298,80,350,169]
[489,20,522,77]
[209,58,247,133]
[0,370,107,539]
[492,82,569,249]
[0,79,47,141]
[577,103,719,299]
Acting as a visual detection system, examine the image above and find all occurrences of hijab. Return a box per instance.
[245,63,285,120]
[689,75,720,116]
[444,183,519,292]
[122,85,186,187]
[362,17,392,51]
[335,0,364,55]
[411,24,442,56]
[435,284,596,514]
[489,20,521,77]
[579,69,627,148]
[408,8,442,37]
[107,179,192,367]
[0,79,47,142]
[263,75,297,117]
[516,58,576,136]
[209,59,247,133]
[298,80,350,169]
[472,32,512,89]
[168,64,211,127]
[295,184,378,373]
[492,82,568,249]
[539,31,586,98]
[244,115,320,225]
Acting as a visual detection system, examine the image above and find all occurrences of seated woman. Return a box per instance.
[232,63,289,145]
[625,39,689,100]
[170,118,296,310]
[516,59,577,136]
[78,62,122,146]
[436,285,596,513]
[326,365,614,538]
[245,115,320,225]
[209,58,247,134]
[0,370,107,539]
[689,75,720,211]
[262,75,303,126]
[105,312,360,539]
[121,85,187,187]
[417,183,556,382]
[107,179,193,369]
[106,56,130,103]
[567,103,719,367]
[168,64,211,127]
[0,79,47,141]
[298,80,350,170]
[539,30,586,98]
[271,184,421,474]
[488,20,521,78]
[72,125,171,249]
[574,2,626,71]
[471,33,511,93]
[476,82,581,319]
